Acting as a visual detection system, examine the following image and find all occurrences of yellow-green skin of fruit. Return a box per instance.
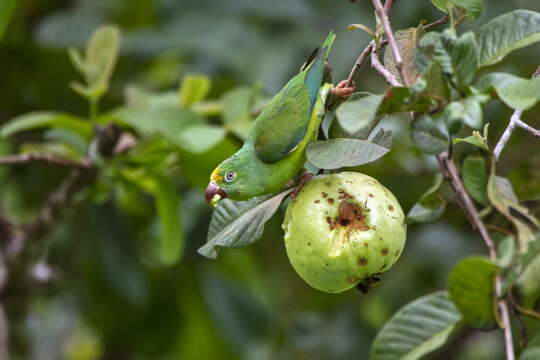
[283,172,406,293]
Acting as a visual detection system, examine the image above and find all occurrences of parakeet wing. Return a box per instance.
[252,75,311,163]
[253,32,335,163]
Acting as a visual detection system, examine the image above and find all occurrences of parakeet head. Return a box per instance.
[205,153,248,206]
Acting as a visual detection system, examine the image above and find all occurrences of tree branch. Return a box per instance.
[370,45,402,86]
[346,42,374,87]
[437,152,515,360]
[0,154,90,169]
[371,0,410,86]
[493,66,540,160]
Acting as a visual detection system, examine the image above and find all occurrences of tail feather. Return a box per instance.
[305,31,335,112]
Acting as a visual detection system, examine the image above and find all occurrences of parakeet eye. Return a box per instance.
[225,172,236,182]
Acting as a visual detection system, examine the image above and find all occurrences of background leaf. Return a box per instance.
[369,291,461,360]
[410,115,448,154]
[179,74,211,106]
[84,25,121,89]
[306,135,392,170]
[430,0,483,21]
[383,27,423,83]
[335,93,383,135]
[407,174,446,223]
[448,256,499,330]
[153,176,184,265]
[463,155,488,205]
[0,112,93,140]
[476,73,540,110]
[0,0,17,43]
[116,107,225,153]
[520,333,540,360]
[199,189,292,259]
[477,10,540,67]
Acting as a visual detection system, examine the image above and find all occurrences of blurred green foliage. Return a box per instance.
[0,0,540,359]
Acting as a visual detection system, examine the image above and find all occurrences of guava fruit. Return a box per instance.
[282,172,406,293]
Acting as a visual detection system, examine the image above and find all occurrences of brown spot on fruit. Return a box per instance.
[322,192,328,198]
[381,248,389,256]
[358,257,368,266]
[327,198,335,205]
[338,188,353,199]
[388,205,394,211]
[368,193,374,197]
[337,201,369,231]
[314,200,320,204]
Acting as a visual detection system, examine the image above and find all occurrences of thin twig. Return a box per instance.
[346,42,374,87]
[423,16,449,30]
[0,154,90,169]
[509,292,540,320]
[370,46,402,86]
[371,0,410,86]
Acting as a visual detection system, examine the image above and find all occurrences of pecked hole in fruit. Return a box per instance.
[337,201,369,231]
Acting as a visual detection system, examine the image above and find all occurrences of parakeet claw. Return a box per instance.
[331,80,356,99]
[290,172,315,199]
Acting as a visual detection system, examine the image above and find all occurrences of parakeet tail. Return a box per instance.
[304,31,336,112]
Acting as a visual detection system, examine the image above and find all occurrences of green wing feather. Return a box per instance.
[253,32,335,163]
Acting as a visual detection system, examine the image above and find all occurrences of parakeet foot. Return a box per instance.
[290,172,315,199]
[331,80,356,99]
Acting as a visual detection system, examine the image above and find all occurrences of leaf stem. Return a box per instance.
[423,16,449,30]
[89,97,99,122]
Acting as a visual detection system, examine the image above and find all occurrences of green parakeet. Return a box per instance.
[205,32,336,206]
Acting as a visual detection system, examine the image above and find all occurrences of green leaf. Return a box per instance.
[463,155,488,205]
[407,174,446,223]
[430,0,483,22]
[410,115,449,155]
[115,107,225,153]
[68,47,86,76]
[306,132,392,170]
[347,23,376,39]
[477,10,540,67]
[448,256,499,330]
[417,30,478,92]
[369,291,461,360]
[383,27,424,83]
[335,93,384,135]
[520,333,540,360]
[221,86,258,140]
[487,162,540,252]
[153,177,184,265]
[497,236,515,268]
[514,235,540,301]
[449,31,478,90]
[476,73,540,110]
[0,0,17,43]
[0,112,93,139]
[221,86,258,125]
[84,25,121,89]
[179,74,211,107]
[178,125,226,154]
[198,189,292,259]
[453,123,489,150]
[447,3,468,28]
